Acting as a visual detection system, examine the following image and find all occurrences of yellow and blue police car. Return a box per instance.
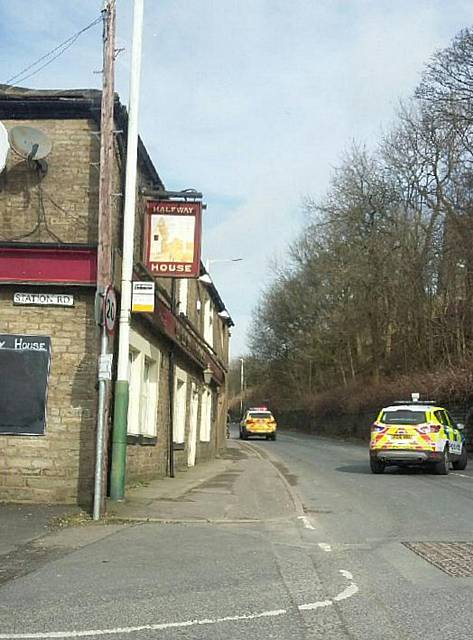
[370,396,467,474]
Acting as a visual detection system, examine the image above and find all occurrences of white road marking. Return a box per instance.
[0,572,359,639]
[0,610,288,639]
[298,515,332,552]
[334,583,359,602]
[298,515,316,530]
[452,473,471,479]
[298,569,358,610]
[298,600,332,610]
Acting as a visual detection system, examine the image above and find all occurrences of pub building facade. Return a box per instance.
[0,86,232,505]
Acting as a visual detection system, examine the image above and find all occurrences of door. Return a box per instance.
[187,383,199,467]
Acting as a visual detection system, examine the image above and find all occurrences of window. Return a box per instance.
[200,388,212,442]
[127,350,141,435]
[140,358,158,436]
[203,299,213,347]
[177,279,188,316]
[248,412,274,420]
[127,330,161,437]
[444,411,454,427]
[219,319,226,357]
[381,410,426,425]
[173,368,187,443]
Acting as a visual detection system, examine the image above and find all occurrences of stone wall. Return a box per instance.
[0,119,99,244]
[0,286,97,505]
[0,103,230,505]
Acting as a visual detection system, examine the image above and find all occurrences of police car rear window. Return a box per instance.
[381,410,427,425]
[248,412,273,420]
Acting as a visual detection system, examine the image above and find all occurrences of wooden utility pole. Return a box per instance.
[94,0,116,520]
[97,0,116,288]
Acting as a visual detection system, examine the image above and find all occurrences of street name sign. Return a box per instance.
[13,292,74,307]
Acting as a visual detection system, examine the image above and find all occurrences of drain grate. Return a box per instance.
[403,542,473,577]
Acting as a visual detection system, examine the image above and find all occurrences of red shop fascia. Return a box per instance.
[0,242,97,286]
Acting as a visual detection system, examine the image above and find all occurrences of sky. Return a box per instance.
[1,1,472,357]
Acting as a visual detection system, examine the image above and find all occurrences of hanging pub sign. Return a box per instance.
[145,200,202,278]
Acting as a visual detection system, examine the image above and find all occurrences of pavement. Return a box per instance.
[105,437,301,523]
[0,436,301,584]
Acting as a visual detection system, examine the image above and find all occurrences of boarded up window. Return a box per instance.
[0,334,51,436]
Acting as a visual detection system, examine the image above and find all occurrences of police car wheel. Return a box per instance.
[434,448,450,475]
[452,446,468,471]
[370,458,385,474]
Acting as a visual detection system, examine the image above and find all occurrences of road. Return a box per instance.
[1,428,473,639]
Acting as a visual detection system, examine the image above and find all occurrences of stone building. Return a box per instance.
[0,87,232,505]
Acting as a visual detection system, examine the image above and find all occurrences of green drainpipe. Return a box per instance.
[109,380,129,500]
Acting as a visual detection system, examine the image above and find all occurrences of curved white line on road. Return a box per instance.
[298,599,333,611]
[0,610,288,639]
[0,571,359,639]
[334,582,359,602]
[298,569,359,611]
[339,569,353,580]
[318,543,332,552]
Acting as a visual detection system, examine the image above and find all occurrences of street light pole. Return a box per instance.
[239,357,244,418]
[109,0,144,501]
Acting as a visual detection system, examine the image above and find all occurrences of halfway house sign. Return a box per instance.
[145,200,202,278]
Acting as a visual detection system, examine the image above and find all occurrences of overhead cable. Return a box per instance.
[5,15,102,86]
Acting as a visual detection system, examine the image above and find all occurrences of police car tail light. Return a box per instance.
[417,424,440,434]
[429,424,441,433]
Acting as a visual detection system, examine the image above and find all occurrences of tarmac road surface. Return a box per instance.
[1,426,473,639]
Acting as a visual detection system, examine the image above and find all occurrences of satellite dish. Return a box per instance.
[0,121,9,173]
[8,125,52,161]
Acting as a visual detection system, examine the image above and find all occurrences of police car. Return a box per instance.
[240,407,277,440]
[370,395,467,474]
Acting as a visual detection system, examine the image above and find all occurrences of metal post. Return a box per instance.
[93,0,115,519]
[240,357,244,418]
[110,0,144,501]
[93,325,108,520]
[168,279,177,478]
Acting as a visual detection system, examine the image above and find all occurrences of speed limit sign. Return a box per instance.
[104,286,117,335]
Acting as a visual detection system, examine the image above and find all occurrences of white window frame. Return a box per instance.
[127,349,141,436]
[177,278,188,316]
[203,299,214,347]
[127,329,161,437]
[200,387,212,442]
[173,366,188,443]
